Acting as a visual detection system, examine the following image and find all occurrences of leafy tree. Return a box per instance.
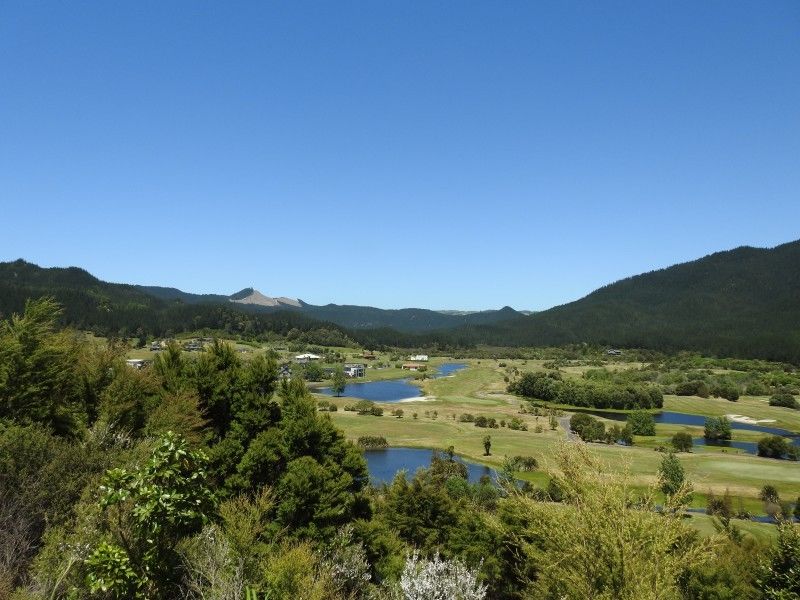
[303,361,325,382]
[679,536,760,600]
[715,384,740,402]
[757,522,800,598]
[760,485,781,505]
[569,413,594,438]
[379,471,460,549]
[658,452,691,503]
[516,443,709,598]
[0,298,88,436]
[627,410,656,436]
[671,431,693,452]
[769,393,799,410]
[483,435,491,456]
[704,416,732,441]
[676,380,710,398]
[0,423,119,591]
[758,435,790,459]
[570,413,606,442]
[85,432,216,598]
[331,366,347,397]
[267,378,370,540]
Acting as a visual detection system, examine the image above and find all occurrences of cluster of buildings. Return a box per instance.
[291,353,366,378]
[148,337,214,352]
[402,354,429,371]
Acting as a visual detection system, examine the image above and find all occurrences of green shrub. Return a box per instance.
[671,431,693,452]
[627,410,656,436]
[758,435,790,459]
[357,436,388,449]
[769,393,799,410]
[704,416,732,441]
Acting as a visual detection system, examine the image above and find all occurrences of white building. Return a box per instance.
[343,363,366,378]
[409,354,429,362]
[294,353,322,364]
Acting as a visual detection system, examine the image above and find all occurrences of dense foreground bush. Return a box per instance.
[4,300,800,600]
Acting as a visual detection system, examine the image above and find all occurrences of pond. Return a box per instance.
[363,447,494,484]
[321,378,422,402]
[318,362,467,402]
[433,362,467,378]
[572,409,800,438]
[691,437,761,454]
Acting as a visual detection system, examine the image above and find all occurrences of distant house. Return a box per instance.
[183,340,204,352]
[344,363,366,378]
[294,353,322,364]
[362,352,377,360]
[606,349,622,356]
[409,354,429,362]
[149,341,164,352]
[402,363,425,371]
[125,359,147,369]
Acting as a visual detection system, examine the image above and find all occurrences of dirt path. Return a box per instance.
[558,415,576,441]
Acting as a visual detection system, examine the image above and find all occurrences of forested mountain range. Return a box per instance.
[0,260,521,341]
[415,240,800,362]
[2,239,799,361]
[134,282,523,332]
[0,260,348,342]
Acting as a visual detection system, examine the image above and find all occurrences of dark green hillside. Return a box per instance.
[134,284,523,332]
[134,285,230,304]
[489,240,800,361]
[0,260,351,341]
[300,303,521,333]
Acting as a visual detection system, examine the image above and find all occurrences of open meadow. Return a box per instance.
[321,356,800,525]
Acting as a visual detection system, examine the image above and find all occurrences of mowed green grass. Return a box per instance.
[328,409,564,469]
[321,358,800,512]
[683,513,778,543]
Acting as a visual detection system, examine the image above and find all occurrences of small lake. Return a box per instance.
[433,362,467,378]
[364,447,494,484]
[573,409,800,438]
[319,362,467,402]
[692,438,761,454]
[321,378,422,402]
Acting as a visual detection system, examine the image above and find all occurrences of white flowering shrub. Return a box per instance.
[398,551,487,600]
[319,525,372,598]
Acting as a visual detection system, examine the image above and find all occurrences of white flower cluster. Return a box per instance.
[399,551,487,600]
[320,525,372,597]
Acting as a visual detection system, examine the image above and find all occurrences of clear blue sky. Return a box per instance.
[2,1,798,310]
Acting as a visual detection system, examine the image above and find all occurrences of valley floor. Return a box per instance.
[317,357,800,536]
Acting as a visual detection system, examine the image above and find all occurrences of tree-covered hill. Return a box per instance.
[471,240,800,361]
[297,303,522,333]
[0,259,350,341]
[0,260,523,335]
[135,284,523,332]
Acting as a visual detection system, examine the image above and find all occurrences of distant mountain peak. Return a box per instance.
[228,288,301,308]
[229,287,255,301]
